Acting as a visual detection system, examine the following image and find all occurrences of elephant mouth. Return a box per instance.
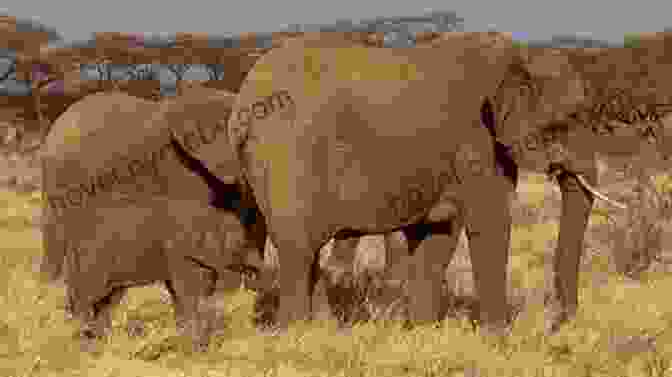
[547,164,628,210]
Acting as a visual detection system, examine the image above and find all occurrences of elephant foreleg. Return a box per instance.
[460,172,512,331]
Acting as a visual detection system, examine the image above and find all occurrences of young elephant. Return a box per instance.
[63,197,264,351]
[40,89,268,349]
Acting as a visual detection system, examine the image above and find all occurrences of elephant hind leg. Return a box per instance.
[311,236,360,323]
[460,174,512,332]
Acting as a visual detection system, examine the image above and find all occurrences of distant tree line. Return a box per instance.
[2,11,671,129]
[0,10,466,97]
[5,11,663,99]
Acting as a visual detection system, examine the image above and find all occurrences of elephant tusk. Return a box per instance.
[575,174,628,210]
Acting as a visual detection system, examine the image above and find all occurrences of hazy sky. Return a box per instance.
[2,0,671,44]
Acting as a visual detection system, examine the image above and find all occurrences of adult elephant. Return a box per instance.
[309,33,672,331]
[187,31,593,332]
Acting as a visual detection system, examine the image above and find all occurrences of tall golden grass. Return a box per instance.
[2,164,672,376]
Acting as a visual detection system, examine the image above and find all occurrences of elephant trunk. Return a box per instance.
[552,167,596,326]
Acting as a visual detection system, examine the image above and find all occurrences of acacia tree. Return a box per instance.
[9,10,469,137]
[125,63,160,80]
[80,60,122,90]
[526,34,616,48]
[204,63,225,81]
[298,10,465,46]
[0,50,16,83]
[0,16,62,145]
[166,63,191,95]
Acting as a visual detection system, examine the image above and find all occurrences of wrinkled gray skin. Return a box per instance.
[40,90,267,349]
[63,198,261,350]
[201,31,594,332]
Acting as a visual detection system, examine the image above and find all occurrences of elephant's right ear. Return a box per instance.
[494,47,590,149]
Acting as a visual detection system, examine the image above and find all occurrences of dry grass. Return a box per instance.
[3,164,672,376]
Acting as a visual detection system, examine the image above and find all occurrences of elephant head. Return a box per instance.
[489,32,672,330]
[573,33,672,162]
[505,34,672,187]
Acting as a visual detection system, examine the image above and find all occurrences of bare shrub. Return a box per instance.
[609,160,672,278]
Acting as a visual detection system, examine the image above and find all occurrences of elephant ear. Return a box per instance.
[490,47,589,149]
[161,88,241,185]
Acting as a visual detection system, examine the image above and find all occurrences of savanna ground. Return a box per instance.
[3,150,672,377]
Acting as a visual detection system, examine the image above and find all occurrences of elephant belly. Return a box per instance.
[331,168,457,233]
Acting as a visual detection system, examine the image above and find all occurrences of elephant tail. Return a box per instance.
[40,214,67,282]
[40,158,67,282]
